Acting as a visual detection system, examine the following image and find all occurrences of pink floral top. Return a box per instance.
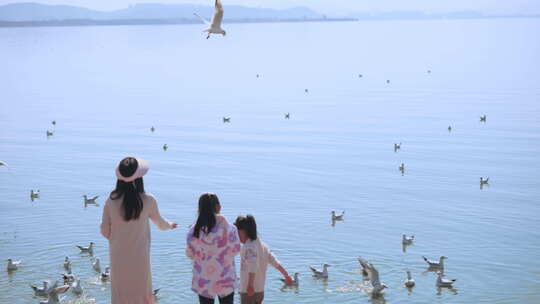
[186,215,241,298]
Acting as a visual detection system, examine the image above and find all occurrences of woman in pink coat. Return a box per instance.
[101,157,178,304]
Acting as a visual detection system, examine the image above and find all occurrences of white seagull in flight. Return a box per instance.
[194,0,226,39]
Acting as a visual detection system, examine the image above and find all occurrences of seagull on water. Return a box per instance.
[480,177,489,186]
[448,126,452,132]
[151,126,155,132]
[163,144,168,151]
[76,242,94,255]
[31,190,40,201]
[394,142,401,152]
[309,263,330,279]
[46,130,54,137]
[71,278,83,295]
[63,257,71,271]
[399,163,405,174]
[480,115,487,122]
[92,258,101,272]
[331,210,345,221]
[194,0,226,39]
[365,262,387,297]
[280,272,299,287]
[62,272,75,285]
[423,255,447,270]
[7,258,22,271]
[436,271,456,288]
[402,234,415,245]
[31,281,50,297]
[223,117,231,123]
[284,113,290,119]
[101,266,111,281]
[404,270,415,288]
[39,280,70,304]
[83,195,99,207]
[0,161,8,168]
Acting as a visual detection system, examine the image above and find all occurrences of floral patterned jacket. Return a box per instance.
[186,215,241,298]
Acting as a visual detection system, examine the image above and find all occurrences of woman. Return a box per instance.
[101,157,177,304]
[186,193,241,304]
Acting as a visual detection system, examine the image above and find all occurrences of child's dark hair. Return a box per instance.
[235,214,257,241]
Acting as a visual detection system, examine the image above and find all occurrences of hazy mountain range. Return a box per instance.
[0,2,537,26]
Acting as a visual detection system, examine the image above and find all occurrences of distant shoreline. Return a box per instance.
[0,18,354,28]
[0,15,538,28]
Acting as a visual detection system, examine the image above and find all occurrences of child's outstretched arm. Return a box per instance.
[269,251,293,285]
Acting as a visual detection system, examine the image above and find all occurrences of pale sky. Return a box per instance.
[1,0,539,15]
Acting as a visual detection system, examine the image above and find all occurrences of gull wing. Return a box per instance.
[211,0,224,28]
[194,13,210,25]
[366,263,381,288]
[92,196,99,201]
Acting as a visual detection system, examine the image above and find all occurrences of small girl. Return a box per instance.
[235,215,293,304]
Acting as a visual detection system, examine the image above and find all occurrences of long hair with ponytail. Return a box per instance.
[193,193,220,238]
[110,157,145,221]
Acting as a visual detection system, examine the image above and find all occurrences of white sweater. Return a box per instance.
[239,238,281,293]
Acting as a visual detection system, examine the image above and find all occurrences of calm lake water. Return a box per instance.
[1,19,539,304]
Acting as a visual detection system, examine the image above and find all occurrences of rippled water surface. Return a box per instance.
[1,19,540,304]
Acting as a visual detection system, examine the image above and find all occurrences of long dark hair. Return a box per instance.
[193,193,220,238]
[234,214,258,241]
[110,157,145,221]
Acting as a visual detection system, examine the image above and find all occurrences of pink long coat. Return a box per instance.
[101,193,174,304]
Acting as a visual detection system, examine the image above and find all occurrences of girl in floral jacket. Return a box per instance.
[186,193,241,304]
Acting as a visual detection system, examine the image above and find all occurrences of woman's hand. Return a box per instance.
[284,275,294,286]
[170,222,178,229]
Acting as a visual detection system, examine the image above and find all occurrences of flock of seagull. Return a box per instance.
[7,241,160,303]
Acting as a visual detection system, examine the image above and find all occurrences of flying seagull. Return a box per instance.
[194,0,226,39]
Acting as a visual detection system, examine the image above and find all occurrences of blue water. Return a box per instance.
[1,19,540,304]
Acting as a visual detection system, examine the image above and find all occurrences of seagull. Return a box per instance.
[423,255,447,270]
[280,272,299,287]
[7,258,22,271]
[223,117,231,123]
[163,144,168,151]
[402,234,415,245]
[63,257,71,271]
[31,190,40,201]
[284,113,290,119]
[82,195,99,207]
[404,270,415,288]
[0,161,8,168]
[365,262,387,297]
[309,263,330,279]
[153,288,161,296]
[52,120,56,126]
[101,266,110,281]
[31,281,50,297]
[399,163,405,174]
[480,115,487,122]
[46,130,54,137]
[357,257,370,277]
[394,142,401,152]
[448,126,452,132]
[194,0,226,39]
[331,210,345,221]
[62,272,75,285]
[436,271,456,288]
[92,258,101,272]
[76,242,94,255]
[39,280,70,304]
[71,278,83,295]
[151,126,155,132]
[480,177,489,186]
